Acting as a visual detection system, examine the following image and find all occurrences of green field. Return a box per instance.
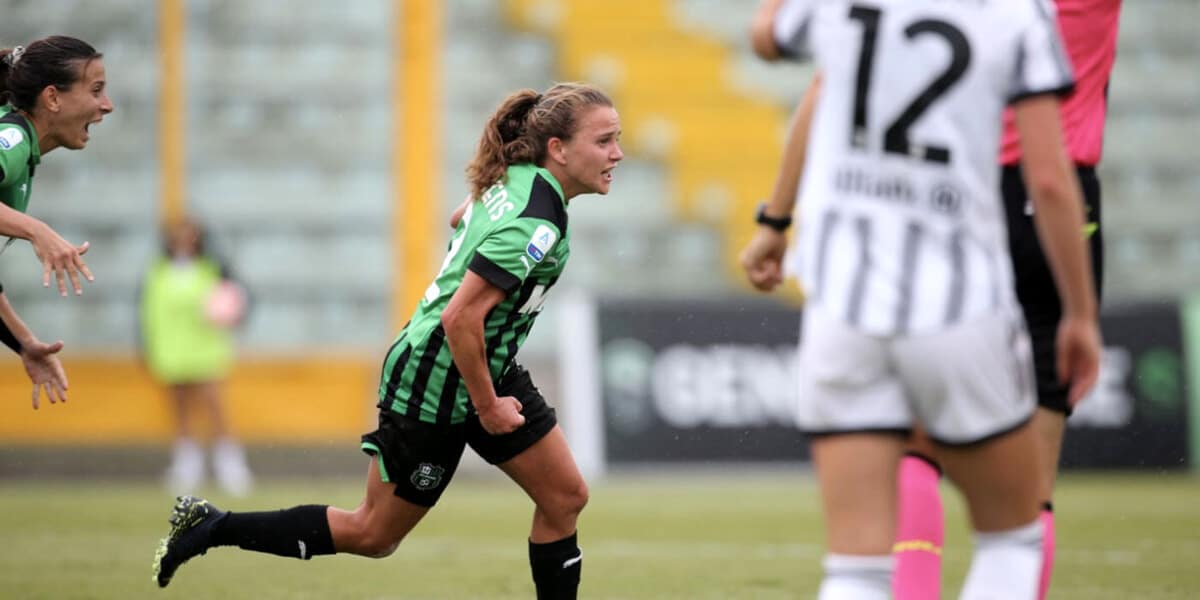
[1,472,1197,599]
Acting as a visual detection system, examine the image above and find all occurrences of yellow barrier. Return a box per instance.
[0,356,377,444]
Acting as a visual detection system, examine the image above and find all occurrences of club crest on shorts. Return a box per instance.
[410,463,445,491]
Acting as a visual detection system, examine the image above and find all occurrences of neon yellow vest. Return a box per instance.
[140,257,235,383]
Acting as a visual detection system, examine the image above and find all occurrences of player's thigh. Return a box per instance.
[935,421,1042,532]
[797,306,912,435]
[811,432,905,555]
[467,365,583,508]
[893,311,1043,531]
[360,411,468,508]
[330,457,433,553]
[496,426,587,513]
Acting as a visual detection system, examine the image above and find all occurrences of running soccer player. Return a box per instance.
[891,2,1121,598]
[0,36,113,408]
[744,1,1101,598]
[153,82,622,600]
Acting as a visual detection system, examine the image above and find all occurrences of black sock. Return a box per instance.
[210,505,335,560]
[529,532,582,600]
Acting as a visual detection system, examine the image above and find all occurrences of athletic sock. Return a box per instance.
[1038,502,1056,600]
[529,532,582,600]
[817,554,893,600]
[166,438,205,495]
[960,519,1043,600]
[212,438,254,497]
[893,453,944,600]
[209,505,335,559]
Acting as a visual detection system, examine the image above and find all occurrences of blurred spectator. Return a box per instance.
[139,217,252,496]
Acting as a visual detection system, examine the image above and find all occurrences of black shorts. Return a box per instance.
[359,364,558,507]
[1002,164,1104,415]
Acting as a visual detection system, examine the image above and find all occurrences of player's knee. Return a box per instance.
[341,509,407,558]
[555,479,590,518]
[357,532,404,558]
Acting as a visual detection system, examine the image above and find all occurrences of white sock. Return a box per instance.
[213,438,253,497]
[817,554,893,600]
[960,520,1043,600]
[166,437,205,495]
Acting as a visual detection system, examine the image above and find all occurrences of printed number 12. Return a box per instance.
[848,5,972,164]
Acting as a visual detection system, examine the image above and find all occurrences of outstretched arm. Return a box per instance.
[0,202,93,296]
[0,289,69,409]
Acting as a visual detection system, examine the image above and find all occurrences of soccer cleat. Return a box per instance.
[152,495,225,588]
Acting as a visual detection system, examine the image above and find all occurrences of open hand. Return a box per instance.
[21,338,69,409]
[31,223,93,297]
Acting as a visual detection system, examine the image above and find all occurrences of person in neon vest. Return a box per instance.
[139,217,253,497]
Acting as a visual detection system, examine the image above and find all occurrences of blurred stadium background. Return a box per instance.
[0,0,1197,598]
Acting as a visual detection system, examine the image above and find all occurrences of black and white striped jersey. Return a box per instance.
[774,0,1074,335]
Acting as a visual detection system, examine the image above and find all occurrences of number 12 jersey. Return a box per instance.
[774,0,1074,335]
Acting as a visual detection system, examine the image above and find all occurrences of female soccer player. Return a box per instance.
[0,36,113,407]
[744,1,1101,598]
[889,2,1122,598]
[153,82,623,600]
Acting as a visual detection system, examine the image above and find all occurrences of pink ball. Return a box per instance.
[205,281,246,327]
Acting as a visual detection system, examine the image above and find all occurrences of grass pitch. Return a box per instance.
[1,472,1197,599]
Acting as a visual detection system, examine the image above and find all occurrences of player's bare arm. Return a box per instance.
[0,289,68,408]
[0,202,93,297]
[1014,95,1102,406]
[740,72,821,292]
[441,270,525,434]
[750,0,789,60]
[448,194,472,229]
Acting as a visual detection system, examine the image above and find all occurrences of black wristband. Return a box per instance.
[0,317,21,354]
[755,203,793,232]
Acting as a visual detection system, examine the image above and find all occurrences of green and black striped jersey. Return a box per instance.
[379,163,570,424]
[0,107,40,215]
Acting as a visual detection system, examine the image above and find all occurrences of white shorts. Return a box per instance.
[796,306,1037,445]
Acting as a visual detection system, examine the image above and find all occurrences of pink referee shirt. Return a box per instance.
[1000,0,1122,166]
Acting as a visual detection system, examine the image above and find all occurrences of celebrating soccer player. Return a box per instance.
[153,82,622,600]
[0,36,113,408]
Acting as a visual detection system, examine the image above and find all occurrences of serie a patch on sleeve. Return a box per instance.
[525,224,557,263]
[0,127,23,150]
